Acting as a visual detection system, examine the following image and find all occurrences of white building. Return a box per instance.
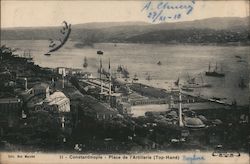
[35,91,70,113]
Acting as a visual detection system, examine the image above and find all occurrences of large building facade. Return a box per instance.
[0,98,22,127]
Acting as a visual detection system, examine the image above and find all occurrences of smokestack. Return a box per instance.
[109,58,111,95]
[178,87,184,127]
[24,78,27,90]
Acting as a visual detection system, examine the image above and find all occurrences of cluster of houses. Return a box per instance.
[0,74,71,137]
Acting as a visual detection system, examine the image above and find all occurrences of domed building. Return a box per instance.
[184,117,205,128]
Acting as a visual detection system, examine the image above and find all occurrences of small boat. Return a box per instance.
[205,62,225,77]
[97,50,103,55]
[237,59,246,63]
[157,61,162,65]
[235,55,242,59]
[44,53,51,56]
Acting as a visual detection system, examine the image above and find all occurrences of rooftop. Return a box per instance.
[47,91,69,106]
[0,97,21,104]
[33,83,49,90]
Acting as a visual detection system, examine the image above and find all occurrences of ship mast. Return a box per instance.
[108,58,112,95]
[100,58,103,93]
[178,86,184,127]
[215,62,218,71]
[28,49,31,58]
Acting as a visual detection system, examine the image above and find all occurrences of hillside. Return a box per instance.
[1,17,249,44]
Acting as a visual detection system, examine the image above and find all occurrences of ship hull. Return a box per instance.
[205,71,225,77]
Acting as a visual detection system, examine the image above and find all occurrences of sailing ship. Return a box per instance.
[122,67,129,78]
[83,57,88,68]
[146,73,151,81]
[133,74,139,81]
[182,73,212,88]
[116,65,129,78]
[22,49,33,60]
[205,62,225,77]
[239,76,247,89]
[117,65,123,72]
[174,77,179,86]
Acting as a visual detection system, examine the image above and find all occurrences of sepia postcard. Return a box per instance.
[0,0,249,163]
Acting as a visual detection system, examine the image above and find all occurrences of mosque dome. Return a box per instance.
[198,115,208,122]
[184,117,205,128]
[212,119,223,125]
[167,110,178,118]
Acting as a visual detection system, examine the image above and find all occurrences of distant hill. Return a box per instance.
[1,17,250,44]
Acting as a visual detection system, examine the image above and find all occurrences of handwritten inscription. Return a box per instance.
[182,154,205,164]
[142,1,195,23]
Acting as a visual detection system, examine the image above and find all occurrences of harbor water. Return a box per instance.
[1,40,249,106]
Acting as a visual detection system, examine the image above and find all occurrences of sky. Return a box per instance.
[1,0,249,28]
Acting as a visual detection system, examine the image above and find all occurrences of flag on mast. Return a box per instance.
[109,58,111,95]
[100,58,103,93]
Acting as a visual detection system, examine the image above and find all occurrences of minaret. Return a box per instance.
[169,95,174,109]
[62,68,65,89]
[51,77,55,87]
[61,116,65,130]
[24,78,27,91]
[100,58,103,93]
[178,87,184,127]
[108,58,112,95]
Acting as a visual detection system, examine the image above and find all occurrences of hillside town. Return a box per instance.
[0,45,249,153]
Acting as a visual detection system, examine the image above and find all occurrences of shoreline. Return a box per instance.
[1,40,250,47]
